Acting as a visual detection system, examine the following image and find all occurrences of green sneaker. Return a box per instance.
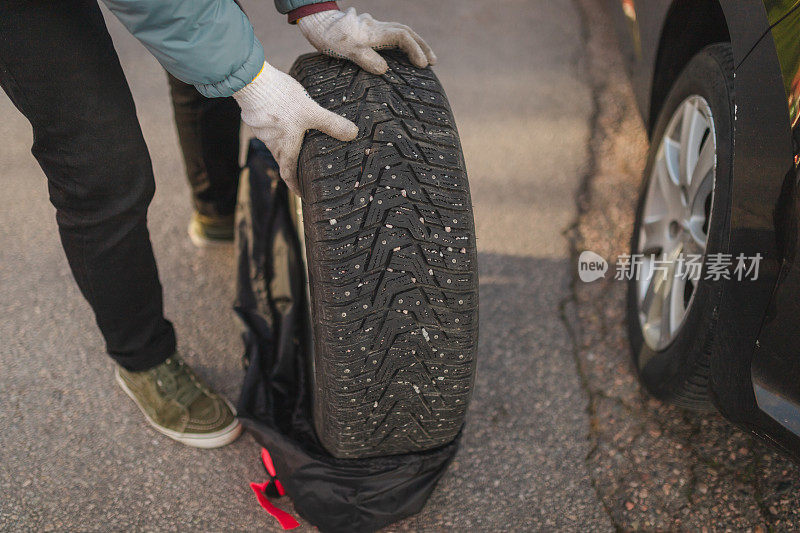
[115,354,242,448]
[188,212,235,248]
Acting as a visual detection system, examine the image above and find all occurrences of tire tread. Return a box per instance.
[293,52,478,458]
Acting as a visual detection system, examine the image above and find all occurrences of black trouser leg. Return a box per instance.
[167,73,242,218]
[0,0,175,370]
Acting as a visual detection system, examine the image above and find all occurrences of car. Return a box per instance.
[608,0,800,460]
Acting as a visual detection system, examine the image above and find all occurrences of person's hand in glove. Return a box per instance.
[233,61,359,194]
[297,7,437,75]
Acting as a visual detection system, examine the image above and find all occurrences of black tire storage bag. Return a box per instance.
[235,51,477,532]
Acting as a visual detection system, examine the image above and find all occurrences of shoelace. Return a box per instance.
[153,358,205,407]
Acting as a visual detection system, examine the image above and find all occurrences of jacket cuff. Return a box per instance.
[287,2,338,24]
[195,36,266,98]
[232,61,276,110]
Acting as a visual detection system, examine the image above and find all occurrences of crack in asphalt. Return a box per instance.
[559,0,621,530]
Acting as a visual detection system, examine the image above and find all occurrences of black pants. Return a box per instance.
[168,73,241,219]
[0,1,241,370]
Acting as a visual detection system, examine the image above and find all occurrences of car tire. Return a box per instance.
[291,52,479,458]
[626,43,734,410]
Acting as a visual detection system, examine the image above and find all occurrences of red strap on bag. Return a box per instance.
[250,448,299,530]
[250,482,300,530]
[261,447,286,495]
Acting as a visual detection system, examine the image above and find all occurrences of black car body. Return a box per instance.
[609,0,800,460]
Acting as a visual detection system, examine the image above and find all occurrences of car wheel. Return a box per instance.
[291,52,479,458]
[626,43,734,409]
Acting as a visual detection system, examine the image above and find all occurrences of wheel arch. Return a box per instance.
[648,0,731,136]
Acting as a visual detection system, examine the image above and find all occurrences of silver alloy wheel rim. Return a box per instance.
[637,95,717,351]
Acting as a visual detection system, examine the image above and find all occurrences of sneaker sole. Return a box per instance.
[188,221,234,249]
[115,368,243,449]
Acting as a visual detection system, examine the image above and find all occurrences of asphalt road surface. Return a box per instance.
[7,1,790,531]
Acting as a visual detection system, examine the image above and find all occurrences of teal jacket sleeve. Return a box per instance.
[273,0,331,14]
[101,0,265,98]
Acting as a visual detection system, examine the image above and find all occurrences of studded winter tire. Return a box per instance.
[291,52,479,458]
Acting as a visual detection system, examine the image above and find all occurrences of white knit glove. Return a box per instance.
[297,7,437,75]
[233,61,358,194]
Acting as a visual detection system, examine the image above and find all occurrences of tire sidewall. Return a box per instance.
[627,44,734,402]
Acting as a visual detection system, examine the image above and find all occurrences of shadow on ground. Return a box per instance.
[395,251,610,531]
